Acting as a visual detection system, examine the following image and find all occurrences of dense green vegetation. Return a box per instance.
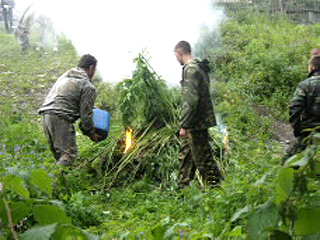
[0,8,320,240]
[196,9,320,239]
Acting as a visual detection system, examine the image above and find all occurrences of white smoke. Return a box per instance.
[14,0,224,85]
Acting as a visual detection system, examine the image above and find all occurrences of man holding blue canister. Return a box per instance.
[38,54,103,166]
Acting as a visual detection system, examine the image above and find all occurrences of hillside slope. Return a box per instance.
[0,26,279,239]
[1,12,320,239]
[0,29,78,117]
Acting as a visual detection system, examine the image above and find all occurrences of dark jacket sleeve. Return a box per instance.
[79,85,97,136]
[289,82,307,137]
[180,67,199,129]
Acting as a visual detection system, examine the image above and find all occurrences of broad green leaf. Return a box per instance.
[288,157,309,169]
[295,208,320,235]
[119,232,130,240]
[161,216,170,225]
[5,167,20,176]
[0,200,32,228]
[163,222,189,238]
[315,160,320,176]
[3,175,30,199]
[227,226,244,237]
[269,230,292,240]
[231,205,250,222]
[274,168,294,205]
[30,169,53,196]
[309,195,320,208]
[151,223,165,240]
[284,151,306,168]
[163,225,175,239]
[247,202,279,240]
[313,133,320,146]
[19,170,33,189]
[51,225,88,240]
[313,147,320,175]
[85,232,100,240]
[21,223,57,240]
[253,173,268,187]
[306,146,315,160]
[33,205,71,225]
[10,202,32,225]
[0,200,8,225]
[303,234,320,240]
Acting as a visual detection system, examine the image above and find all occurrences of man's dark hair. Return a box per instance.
[78,54,97,69]
[310,55,320,70]
[311,48,320,56]
[174,41,192,54]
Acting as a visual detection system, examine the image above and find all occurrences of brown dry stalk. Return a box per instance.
[3,197,19,240]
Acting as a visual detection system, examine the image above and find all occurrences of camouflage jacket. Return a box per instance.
[180,59,216,130]
[289,71,320,137]
[38,67,96,136]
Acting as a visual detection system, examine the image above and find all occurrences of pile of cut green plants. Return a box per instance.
[79,52,210,189]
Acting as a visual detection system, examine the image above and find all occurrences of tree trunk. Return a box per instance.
[279,0,283,12]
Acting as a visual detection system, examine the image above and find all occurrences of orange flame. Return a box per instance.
[224,128,230,153]
[124,128,133,154]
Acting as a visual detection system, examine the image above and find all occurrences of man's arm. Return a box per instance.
[180,67,200,129]
[289,82,307,137]
[79,86,97,137]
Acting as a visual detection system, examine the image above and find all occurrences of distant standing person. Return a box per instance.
[174,41,222,189]
[1,0,15,33]
[38,54,103,166]
[286,55,320,159]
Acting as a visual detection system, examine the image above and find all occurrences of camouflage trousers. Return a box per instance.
[42,114,77,164]
[287,137,308,156]
[179,129,222,189]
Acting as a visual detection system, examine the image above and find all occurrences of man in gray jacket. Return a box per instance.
[39,54,102,166]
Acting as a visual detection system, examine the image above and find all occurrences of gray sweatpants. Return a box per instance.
[42,114,77,163]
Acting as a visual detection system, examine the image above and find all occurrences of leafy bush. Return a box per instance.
[192,9,320,239]
[243,133,320,239]
[206,11,320,121]
[0,167,98,239]
[3,9,320,239]
[66,192,105,228]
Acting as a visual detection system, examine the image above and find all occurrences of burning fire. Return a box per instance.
[224,128,230,153]
[124,127,133,154]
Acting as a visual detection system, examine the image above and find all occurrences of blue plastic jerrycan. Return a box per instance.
[92,108,110,140]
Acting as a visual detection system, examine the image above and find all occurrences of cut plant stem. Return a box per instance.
[3,197,19,240]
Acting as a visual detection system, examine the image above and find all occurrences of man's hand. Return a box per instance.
[179,128,189,139]
[90,132,103,143]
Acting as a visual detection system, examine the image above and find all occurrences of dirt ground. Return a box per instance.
[255,105,295,152]
[269,120,295,144]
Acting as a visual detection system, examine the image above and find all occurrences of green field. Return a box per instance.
[1,9,320,240]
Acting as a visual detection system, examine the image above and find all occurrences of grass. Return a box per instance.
[0,32,78,117]
[0,23,292,240]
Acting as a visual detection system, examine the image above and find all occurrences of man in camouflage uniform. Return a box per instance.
[286,55,320,159]
[174,41,222,189]
[38,54,102,166]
